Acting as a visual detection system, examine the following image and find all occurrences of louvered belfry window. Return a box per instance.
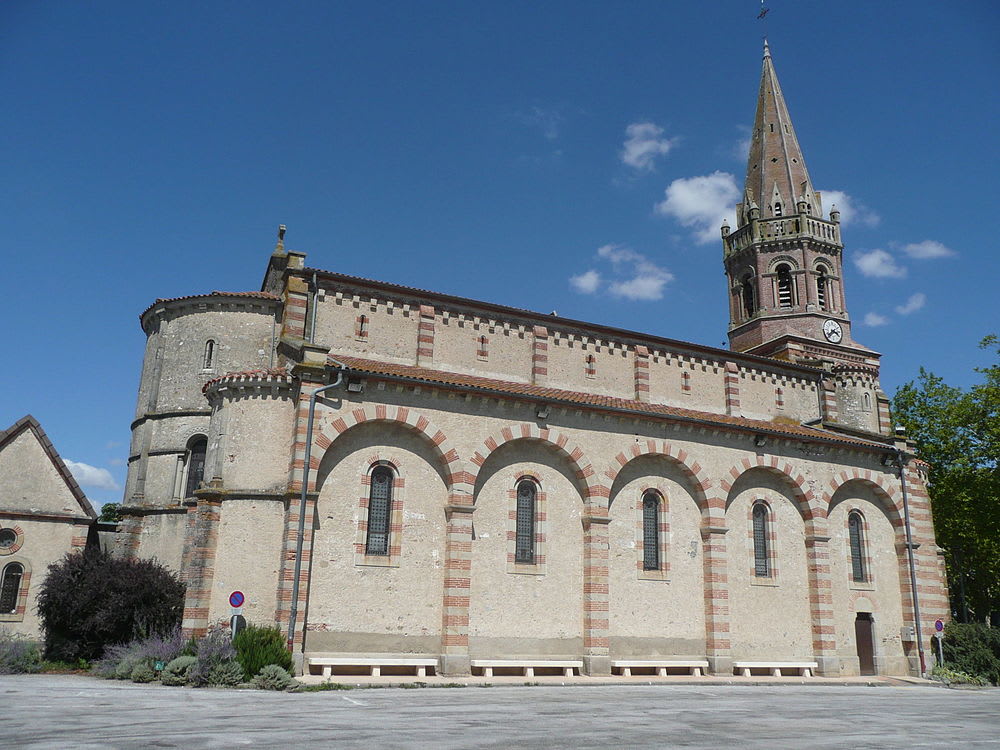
[753,504,770,577]
[849,512,867,582]
[0,562,23,614]
[642,492,660,571]
[515,480,536,564]
[816,271,828,310]
[366,467,393,556]
[776,264,794,308]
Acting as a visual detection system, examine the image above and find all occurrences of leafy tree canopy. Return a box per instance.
[893,336,1000,622]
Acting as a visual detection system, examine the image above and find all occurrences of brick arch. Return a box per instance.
[823,472,903,533]
[469,424,606,507]
[602,440,717,523]
[312,404,473,501]
[720,455,822,529]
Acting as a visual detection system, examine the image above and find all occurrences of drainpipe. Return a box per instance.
[286,358,346,654]
[309,272,319,343]
[895,443,926,677]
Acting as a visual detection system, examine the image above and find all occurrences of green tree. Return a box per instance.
[98,503,122,522]
[893,336,1000,622]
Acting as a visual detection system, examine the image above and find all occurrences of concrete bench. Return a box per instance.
[611,659,709,677]
[308,657,438,678]
[732,661,818,677]
[470,659,583,678]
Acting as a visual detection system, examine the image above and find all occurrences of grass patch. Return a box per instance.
[301,681,354,691]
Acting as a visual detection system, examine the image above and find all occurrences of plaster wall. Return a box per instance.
[468,441,584,658]
[433,318,533,383]
[133,511,188,572]
[0,431,83,514]
[315,295,418,365]
[828,484,907,675]
[607,456,705,657]
[211,395,295,493]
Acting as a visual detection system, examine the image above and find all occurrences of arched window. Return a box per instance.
[741,272,756,318]
[752,503,770,577]
[849,511,867,583]
[863,392,872,411]
[816,268,829,310]
[773,202,782,217]
[203,340,216,370]
[0,562,24,614]
[515,479,536,564]
[642,491,661,571]
[366,466,393,556]
[183,437,208,498]
[776,264,794,308]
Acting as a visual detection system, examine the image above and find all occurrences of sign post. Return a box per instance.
[934,619,945,666]
[229,591,247,641]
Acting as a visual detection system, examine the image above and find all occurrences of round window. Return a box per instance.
[0,528,16,549]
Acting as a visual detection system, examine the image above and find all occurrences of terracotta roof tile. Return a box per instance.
[331,354,889,450]
[202,367,293,393]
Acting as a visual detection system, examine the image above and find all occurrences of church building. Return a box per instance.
[118,45,949,678]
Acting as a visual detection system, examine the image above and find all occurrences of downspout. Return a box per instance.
[309,272,319,343]
[286,357,346,654]
[896,444,926,676]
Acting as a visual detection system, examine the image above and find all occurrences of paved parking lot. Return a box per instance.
[2,674,998,749]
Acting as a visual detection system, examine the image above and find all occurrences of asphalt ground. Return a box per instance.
[1,674,997,749]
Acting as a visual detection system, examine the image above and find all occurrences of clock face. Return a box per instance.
[823,319,843,343]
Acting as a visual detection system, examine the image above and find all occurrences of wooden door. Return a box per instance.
[855,613,876,675]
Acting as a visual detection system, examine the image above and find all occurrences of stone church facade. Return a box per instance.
[118,46,949,677]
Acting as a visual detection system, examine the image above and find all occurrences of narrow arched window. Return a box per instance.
[752,503,770,577]
[515,480,536,564]
[776,264,794,308]
[642,492,661,571]
[741,273,756,318]
[863,392,872,411]
[816,269,829,310]
[849,512,867,583]
[203,340,216,369]
[366,466,393,556]
[773,202,782,217]
[183,437,208,498]
[0,562,24,614]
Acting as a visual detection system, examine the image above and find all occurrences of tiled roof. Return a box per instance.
[331,354,890,451]
[202,367,292,393]
[140,291,280,321]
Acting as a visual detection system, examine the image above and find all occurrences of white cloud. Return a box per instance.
[65,460,121,491]
[853,248,907,279]
[732,126,751,162]
[901,240,955,259]
[621,121,677,171]
[568,244,674,301]
[655,171,739,245]
[863,312,890,327]
[820,189,880,227]
[569,269,601,294]
[895,292,926,315]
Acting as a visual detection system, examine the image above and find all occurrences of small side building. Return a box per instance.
[0,415,97,640]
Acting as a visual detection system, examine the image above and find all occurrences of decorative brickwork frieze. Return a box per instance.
[701,524,731,674]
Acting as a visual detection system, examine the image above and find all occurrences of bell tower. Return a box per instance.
[722,42,888,435]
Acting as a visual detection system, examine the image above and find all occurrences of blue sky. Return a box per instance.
[2,1,997,511]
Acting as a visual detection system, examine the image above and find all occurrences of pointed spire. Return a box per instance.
[740,43,817,226]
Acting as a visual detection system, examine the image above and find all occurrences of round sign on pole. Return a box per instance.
[935,619,944,632]
[229,590,245,608]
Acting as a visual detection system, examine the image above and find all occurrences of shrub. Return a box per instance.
[161,655,197,686]
[131,661,156,683]
[36,548,185,662]
[0,629,42,674]
[187,627,236,687]
[942,622,1000,685]
[208,660,246,687]
[930,664,989,686]
[251,664,295,691]
[91,627,188,680]
[233,624,292,680]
